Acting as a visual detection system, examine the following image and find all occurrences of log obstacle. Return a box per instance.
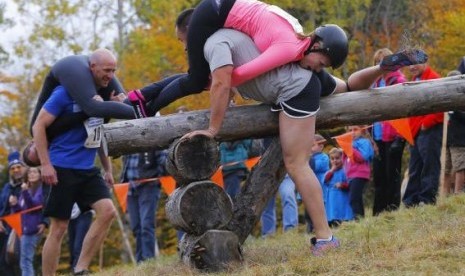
[103,75,465,156]
[165,180,233,235]
[165,135,219,186]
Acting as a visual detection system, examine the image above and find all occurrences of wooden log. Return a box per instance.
[103,75,465,156]
[179,230,243,272]
[165,181,233,235]
[165,134,219,186]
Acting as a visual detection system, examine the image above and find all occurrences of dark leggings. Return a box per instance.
[141,0,236,112]
[29,55,134,134]
[349,177,367,218]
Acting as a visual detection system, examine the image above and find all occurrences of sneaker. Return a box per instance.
[73,269,90,275]
[128,89,148,118]
[310,236,340,256]
[380,49,428,71]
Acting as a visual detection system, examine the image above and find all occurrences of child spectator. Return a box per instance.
[11,167,49,276]
[324,148,353,226]
[345,125,374,219]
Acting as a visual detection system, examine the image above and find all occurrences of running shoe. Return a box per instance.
[310,236,340,256]
[380,49,428,71]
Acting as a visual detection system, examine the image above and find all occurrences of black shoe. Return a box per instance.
[380,49,428,71]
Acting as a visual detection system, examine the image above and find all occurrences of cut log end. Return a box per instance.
[166,134,220,185]
[179,230,243,272]
[165,181,233,235]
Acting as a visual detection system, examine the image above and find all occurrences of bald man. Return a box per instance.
[29,49,135,136]
[33,49,122,276]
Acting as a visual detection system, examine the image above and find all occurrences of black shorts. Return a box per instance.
[271,73,321,118]
[44,166,111,219]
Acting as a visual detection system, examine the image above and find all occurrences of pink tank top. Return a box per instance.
[224,0,311,86]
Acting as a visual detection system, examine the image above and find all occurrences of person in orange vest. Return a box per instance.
[403,63,443,207]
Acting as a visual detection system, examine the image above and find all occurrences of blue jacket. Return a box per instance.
[12,185,50,235]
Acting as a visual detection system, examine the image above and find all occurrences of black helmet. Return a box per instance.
[313,24,348,69]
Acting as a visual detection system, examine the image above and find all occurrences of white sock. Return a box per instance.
[316,235,333,242]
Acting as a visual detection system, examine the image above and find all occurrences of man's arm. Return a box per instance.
[32,109,58,185]
[183,65,233,139]
[98,147,114,187]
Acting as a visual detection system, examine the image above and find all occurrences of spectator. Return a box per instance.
[260,174,299,237]
[344,126,374,219]
[0,151,27,276]
[403,63,443,207]
[120,137,168,263]
[370,48,408,216]
[443,70,465,195]
[11,167,49,276]
[324,148,353,226]
[68,204,93,270]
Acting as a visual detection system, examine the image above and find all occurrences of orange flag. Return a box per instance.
[244,157,260,170]
[159,176,176,196]
[335,132,353,160]
[3,212,22,237]
[113,183,129,213]
[388,118,414,145]
[210,168,224,188]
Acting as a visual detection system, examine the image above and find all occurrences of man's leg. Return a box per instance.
[403,142,422,207]
[260,197,276,237]
[42,218,70,276]
[417,125,443,204]
[73,199,116,272]
[138,182,160,262]
[279,176,298,231]
[127,190,142,262]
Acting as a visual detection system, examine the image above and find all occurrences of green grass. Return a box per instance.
[94,194,465,276]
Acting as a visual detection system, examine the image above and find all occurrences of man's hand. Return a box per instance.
[21,182,29,191]
[0,221,6,233]
[104,171,114,188]
[93,95,104,102]
[110,91,126,102]
[9,195,18,206]
[37,223,46,235]
[41,164,58,185]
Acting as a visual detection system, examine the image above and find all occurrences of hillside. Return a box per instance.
[95,194,465,276]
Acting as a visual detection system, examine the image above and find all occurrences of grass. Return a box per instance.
[93,194,465,276]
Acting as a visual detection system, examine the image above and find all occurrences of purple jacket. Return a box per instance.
[12,185,48,235]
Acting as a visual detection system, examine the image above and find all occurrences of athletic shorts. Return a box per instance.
[271,73,321,118]
[445,147,465,174]
[44,166,111,219]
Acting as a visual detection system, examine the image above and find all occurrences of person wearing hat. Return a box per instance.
[0,151,27,276]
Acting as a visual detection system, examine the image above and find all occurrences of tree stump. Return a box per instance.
[165,134,220,186]
[179,230,243,272]
[165,181,233,235]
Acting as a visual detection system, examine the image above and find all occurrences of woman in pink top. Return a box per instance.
[128,0,427,117]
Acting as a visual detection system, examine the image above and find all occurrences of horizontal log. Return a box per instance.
[103,75,465,156]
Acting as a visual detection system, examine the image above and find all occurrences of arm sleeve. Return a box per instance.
[231,44,301,87]
[51,56,134,119]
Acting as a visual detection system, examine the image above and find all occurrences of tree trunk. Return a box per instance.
[103,76,465,156]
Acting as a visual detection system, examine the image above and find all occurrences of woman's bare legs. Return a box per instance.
[278,112,332,239]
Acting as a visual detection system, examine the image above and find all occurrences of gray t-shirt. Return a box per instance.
[204,29,312,104]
